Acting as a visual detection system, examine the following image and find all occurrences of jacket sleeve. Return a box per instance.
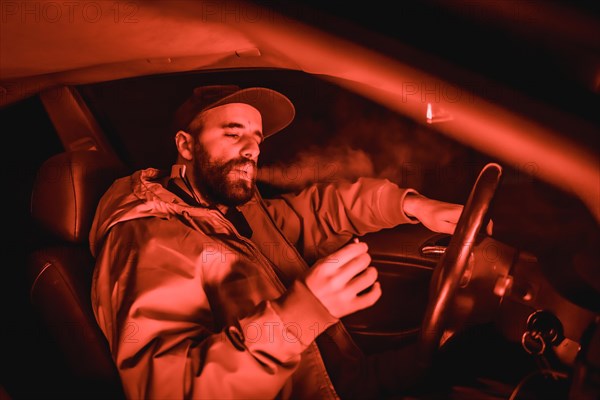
[91,219,338,400]
[263,177,419,263]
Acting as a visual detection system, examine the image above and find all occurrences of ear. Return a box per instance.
[175,130,194,161]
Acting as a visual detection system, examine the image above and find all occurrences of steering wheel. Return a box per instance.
[418,162,503,369]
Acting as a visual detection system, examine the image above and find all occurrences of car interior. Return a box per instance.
[1,1,598,399]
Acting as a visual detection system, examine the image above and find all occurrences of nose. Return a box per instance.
[240,137,260,161]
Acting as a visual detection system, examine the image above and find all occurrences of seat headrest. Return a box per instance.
[31,151,129,244]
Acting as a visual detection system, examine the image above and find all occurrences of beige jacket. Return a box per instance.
[90,168,417,399]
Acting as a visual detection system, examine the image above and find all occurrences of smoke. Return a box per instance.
[257,84,468,197]
[257,145,374,190]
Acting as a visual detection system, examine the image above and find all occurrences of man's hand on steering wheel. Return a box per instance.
[403,193,493,235]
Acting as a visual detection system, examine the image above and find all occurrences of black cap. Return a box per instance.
[171,85,295,138]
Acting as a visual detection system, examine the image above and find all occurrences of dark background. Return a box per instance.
[260,0,600,136]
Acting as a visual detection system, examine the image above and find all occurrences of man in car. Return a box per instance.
[90,85,465,399]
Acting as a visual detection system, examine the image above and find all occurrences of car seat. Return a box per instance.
[27,150,129,399]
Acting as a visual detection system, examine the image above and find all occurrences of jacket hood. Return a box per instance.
[90,168,189,257]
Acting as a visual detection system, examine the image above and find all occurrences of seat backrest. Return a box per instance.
[28,150,129,399]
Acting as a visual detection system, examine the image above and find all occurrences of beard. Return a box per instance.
[193,144,256,207]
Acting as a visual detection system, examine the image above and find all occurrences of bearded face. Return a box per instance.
[193,141,257,206]
[182,103,263,207]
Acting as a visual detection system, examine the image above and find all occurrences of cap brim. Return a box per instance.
[206,87,295,138]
